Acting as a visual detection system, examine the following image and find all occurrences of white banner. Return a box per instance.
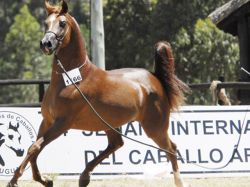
[0,106,250,180]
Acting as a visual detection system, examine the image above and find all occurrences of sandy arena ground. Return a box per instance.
[1,177,250,187]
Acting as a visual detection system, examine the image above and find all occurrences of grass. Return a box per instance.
[1,177,250,187]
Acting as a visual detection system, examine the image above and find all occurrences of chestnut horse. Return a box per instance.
[7,1,189,187]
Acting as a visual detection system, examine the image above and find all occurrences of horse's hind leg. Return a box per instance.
[79,128,124,187]
[151,131,185,187]
[161,135,185,187]
[141,115,185,187]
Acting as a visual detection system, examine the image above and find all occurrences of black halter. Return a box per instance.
[45,30,64,42]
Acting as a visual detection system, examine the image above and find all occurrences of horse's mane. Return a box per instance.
[154,42,190,110]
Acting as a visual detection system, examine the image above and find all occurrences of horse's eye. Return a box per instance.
[59,21,66,28]
[8,135,13,140]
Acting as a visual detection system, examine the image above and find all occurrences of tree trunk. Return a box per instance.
[91,0,105,70]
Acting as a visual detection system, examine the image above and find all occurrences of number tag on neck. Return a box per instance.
[62,68,82,86]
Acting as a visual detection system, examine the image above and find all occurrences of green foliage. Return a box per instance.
[3,5,50,79]
[104,0,152,70]
[0,0,240,105]
[151,0,229,42]
[173,19,239,104]
[0,1,24,43]
[104,0,239,105]
[79,24,90,54]
[174,19,239,82]
[0,5,51,103]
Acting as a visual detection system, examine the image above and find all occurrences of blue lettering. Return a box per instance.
[244,120,250,134]
[210,148,223,163]
[143,150,156,164]
[216,120,228,134]
[230,120,242,134]
[203,120,214,135]
[129,150,141,164]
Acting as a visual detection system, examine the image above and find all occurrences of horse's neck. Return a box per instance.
[52,27,87,72]
[50,22,102,85]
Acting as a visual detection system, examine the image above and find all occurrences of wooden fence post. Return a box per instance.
[91,0,105,70]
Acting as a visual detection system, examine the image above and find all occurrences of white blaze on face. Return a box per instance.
[46,13,67,36]
[41,13,69,55]
[46,13,57,31]
[41,13,61,54]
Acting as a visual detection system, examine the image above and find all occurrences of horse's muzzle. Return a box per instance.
[40,33,59,55]
[40,40,53,55]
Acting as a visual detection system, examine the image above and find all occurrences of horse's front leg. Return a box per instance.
[79,129,124,187]
[30,120,54,186]
[7,118,69,187]
[6,137,45,187]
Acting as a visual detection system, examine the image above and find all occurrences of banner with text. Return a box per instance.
[0,106,249,179]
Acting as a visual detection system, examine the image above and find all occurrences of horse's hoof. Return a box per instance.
[45,179,53,187]
[6,182,18,187]
[178,182,191,187]
[79,174,90,187]
[79,179,90,187]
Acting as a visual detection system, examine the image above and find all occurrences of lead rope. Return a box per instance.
[55,55,249,170]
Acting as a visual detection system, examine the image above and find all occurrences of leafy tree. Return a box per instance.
[3,5,50,79]
[151,0,229,43]
[173,19,239,104]
[103,0,239,104]
[0,1,24,43]
[0,1,91,104]
[104,0,152,70]
[0,5,50,103]
[0,0,240,105]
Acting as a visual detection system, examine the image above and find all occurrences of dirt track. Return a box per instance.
[1,177,250,187]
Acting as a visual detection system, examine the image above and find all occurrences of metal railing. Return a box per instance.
[0,79,50,107]
[1,79,250,107]
[189,82,250,90]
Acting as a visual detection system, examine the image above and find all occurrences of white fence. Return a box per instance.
[0,106,250,180]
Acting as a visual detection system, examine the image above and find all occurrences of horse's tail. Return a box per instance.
[154,41,190,110]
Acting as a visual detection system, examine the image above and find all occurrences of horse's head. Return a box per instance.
[40,0,71,55]
[5,122,24,157]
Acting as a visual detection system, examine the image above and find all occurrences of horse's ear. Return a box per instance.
[8,122,13,129]
[60,0,68,15]
[45,0,55,15]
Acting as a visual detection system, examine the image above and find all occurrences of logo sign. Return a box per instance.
[168,106,250,176]
[0,111,36,176]
[0,106,250,180]
[37,106,250,179]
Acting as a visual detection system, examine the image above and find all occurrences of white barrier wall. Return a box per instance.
[0,106,250,180]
